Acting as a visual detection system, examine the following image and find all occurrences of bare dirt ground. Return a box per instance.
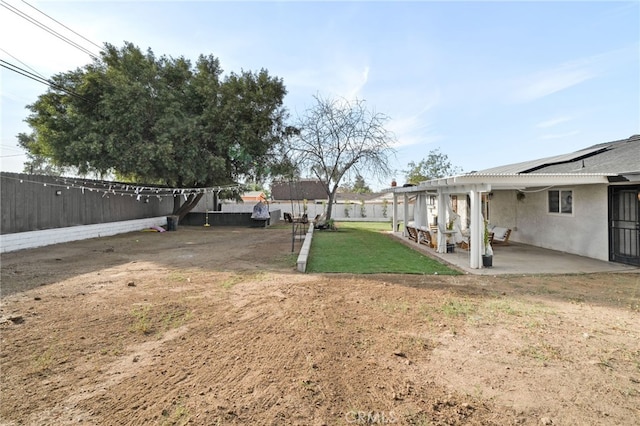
[1,225,639,425]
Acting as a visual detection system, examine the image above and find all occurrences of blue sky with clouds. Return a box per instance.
[1,1,638,189]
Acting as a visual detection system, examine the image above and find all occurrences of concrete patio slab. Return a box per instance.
[390,232,640,275]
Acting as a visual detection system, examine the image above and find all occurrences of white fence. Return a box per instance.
[211,201,413,222]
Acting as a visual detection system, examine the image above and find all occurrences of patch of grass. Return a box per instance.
[306,221,460,274]
[440,299,477,318]
[519,343,562,362]
[485,299,519,316]
[483,298,555,320]
[221,275,243,289]
[100,344,124,357]
[168,271,188,282]
[130,304,153,334]
[32,348,54,373]
[130,304,191,336]
[162,309,191,330]
[161,400,190,426]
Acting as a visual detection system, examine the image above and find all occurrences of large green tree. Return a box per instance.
[286,95,396,220]
[404,148,463,184]
[18,42,293,218]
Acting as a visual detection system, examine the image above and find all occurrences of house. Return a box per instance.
[270,180,402,220]
[241,191,267,203]
[387,135,640,268]
[270,179,328,202]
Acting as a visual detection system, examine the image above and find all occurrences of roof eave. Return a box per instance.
[382,173,614,193]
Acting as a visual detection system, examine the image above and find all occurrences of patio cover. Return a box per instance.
[387,173,612,269]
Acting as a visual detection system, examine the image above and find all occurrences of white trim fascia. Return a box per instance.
[384,173,612,194]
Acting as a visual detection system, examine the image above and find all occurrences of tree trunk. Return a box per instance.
[172,193,205,221]
[325,185,339,221]
[326,194,334,220]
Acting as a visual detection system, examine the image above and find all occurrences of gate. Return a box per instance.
[609,186,640,266]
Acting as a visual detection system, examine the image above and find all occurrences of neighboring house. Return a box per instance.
[271,179,328,202]
[270,180,402,220]
[241,191,266,203]
[387,135,640,268]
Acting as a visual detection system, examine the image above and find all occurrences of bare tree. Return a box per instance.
[289,95,396,220]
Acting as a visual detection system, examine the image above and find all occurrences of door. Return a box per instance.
[609,186,640,266]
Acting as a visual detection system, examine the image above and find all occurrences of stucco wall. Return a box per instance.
[489,185,609,261]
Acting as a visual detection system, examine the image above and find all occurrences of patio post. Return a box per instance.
[469,188,483,269]
[403,193,409,236]
[436,190,447,253]
[415,193,425,229]
[392,192,398,232]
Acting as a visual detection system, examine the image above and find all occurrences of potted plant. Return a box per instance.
[482,220,493,267]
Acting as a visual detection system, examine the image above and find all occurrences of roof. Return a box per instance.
[475,134,640,176]
[384,134,640,194]
[241,191,266,201]
[271,179,328,201]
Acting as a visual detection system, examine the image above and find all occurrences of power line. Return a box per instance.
[0,59,92,103]
[0,47,47,80]
[1,144,26,151]
[21,0,103,52]
[1,0,100,61]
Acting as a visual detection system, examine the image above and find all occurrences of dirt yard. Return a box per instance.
[1,225,639,425]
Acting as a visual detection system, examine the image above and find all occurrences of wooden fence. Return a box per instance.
[1,172,174,235]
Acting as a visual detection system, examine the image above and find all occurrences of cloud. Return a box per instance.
[536,116,573,128]
[344,66,370,100]
[386,95,441,149]
[281,62,372,111]
[511,63,596,103]
[509,46,638,104]
[540,130,580,140]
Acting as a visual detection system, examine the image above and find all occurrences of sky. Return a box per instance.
[1,0,639,190]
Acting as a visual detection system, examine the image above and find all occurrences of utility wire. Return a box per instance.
[1,0,100,60]
[21,0,104,52]
[1,59,92,103]
[1,144,26,151]
[0,47,47,80]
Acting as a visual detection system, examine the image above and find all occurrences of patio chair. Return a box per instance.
[458,232,494,250]
[405,225,418,243]
[417,228,435,248]
[491,227,511,246]
[294,213,308,224]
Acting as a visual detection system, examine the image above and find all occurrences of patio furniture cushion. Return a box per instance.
[491,226,511,245]
[492,226,509,240]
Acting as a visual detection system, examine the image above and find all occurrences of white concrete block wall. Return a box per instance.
[296,224,314,273]
[1,217,168,253]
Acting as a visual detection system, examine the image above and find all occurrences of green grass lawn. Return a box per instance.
[306,221,460,275]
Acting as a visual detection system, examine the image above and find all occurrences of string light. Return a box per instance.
[2,174,246,200]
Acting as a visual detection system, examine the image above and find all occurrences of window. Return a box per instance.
[548,190,573,214]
